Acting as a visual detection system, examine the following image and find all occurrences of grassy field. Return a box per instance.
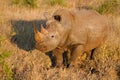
[0,0,120,80]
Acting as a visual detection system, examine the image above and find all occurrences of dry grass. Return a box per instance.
[0,0,120,80]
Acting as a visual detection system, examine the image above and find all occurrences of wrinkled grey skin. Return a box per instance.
[34,9,109,67]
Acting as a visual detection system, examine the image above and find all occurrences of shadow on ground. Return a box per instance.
[11,20,46,51]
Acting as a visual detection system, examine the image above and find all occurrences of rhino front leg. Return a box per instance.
[53,48,64,67]
[69,45,84,67]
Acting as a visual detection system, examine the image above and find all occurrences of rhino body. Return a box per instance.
[33,9,109,67]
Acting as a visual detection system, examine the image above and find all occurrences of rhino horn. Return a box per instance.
[41,24,48,34]
[32,22,44,41]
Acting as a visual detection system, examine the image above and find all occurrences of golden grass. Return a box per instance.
[0,0,120,80]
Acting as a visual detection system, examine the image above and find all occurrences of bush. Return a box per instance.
[12,0,37,8]
[96,0,120,14]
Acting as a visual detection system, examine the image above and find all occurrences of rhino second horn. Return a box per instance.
[41,24,48,34]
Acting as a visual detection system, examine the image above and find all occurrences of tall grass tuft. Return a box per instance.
[45,0,67,7]
[12,0,37,8]
[96,0,120,14]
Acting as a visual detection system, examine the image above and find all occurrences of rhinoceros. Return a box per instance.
[33,9,109,67]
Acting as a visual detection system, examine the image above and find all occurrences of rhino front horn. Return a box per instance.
[32,22,44,41]
[41,24,48,34]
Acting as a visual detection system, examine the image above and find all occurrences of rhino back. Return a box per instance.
[68,9,109,51]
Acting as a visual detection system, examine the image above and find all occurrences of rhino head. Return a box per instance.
[33,9,74,52]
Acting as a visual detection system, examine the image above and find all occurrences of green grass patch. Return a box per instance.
[0,35,6,47]
[0,35,5,42]
[96,0,120,14]
[45,0,67,7]
[3,62,13,80]
[0,51,12,61]
[0,35,13,80]
[0,51,13,80]
[12,0,37,8]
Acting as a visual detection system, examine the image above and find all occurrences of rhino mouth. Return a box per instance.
[39,46,48,53]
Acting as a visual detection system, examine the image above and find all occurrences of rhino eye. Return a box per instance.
[54,15,61,22]
[51,35,54,38]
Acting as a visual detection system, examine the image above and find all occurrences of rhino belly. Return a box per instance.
[84,36,105,51]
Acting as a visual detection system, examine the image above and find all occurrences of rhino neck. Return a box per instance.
[58,14,74,47]
[58,27,72,48]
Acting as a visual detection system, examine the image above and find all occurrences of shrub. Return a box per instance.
[96,0,120,14]
[12,0,37,8]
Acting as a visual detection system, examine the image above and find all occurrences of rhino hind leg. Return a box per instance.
[90,48,96,60]
[85,48,96,60]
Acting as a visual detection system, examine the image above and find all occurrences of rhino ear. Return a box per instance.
[54,15,61,22]
[44,12,50,20]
